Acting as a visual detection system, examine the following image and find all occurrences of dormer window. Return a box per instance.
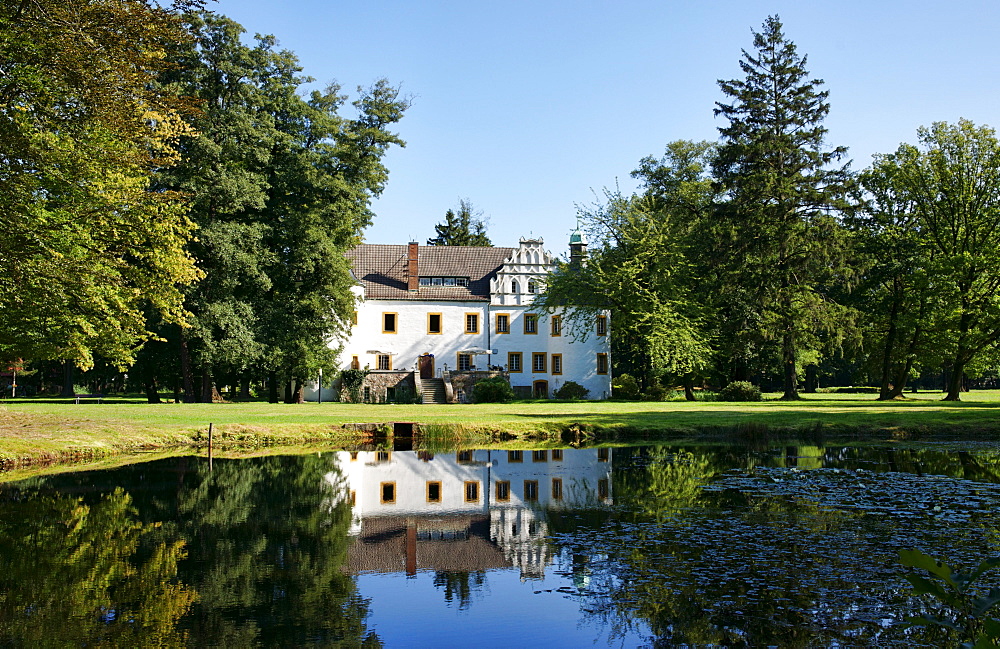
[420,276,469,287]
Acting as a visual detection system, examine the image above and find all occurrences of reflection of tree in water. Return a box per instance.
[546,445,1000,647]
[0,454,381,647]
[154,455,381,647]
[0,488,195,646]
[432,571,486,610]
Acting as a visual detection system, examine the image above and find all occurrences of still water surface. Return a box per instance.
[3,442,1000,646]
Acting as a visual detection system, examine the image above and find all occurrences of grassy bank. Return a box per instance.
[3,390,1000,472]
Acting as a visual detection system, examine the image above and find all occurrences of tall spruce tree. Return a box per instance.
[713,15,852,399]
[426,199,491,246]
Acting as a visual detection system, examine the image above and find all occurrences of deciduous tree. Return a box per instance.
[154,12,407,402]
[539,141,716,396]
[890,120,1000,401]
[0,0,201,369]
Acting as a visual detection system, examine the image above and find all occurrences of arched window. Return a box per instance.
[512,280,519,293]
[527,280,536,294]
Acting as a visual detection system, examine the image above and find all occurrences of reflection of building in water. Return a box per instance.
[330,448,612,580]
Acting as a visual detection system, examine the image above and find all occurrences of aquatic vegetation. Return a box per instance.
[900,548,1000,648]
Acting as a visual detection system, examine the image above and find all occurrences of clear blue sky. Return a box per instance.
[210,0,1000,255]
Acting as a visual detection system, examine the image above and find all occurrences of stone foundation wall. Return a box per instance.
[340,371,417,403]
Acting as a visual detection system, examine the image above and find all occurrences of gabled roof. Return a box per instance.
[346,244,516,301]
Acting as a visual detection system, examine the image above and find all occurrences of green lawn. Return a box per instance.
[2,390,1000,470]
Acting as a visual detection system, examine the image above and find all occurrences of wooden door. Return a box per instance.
[419,354,434,379]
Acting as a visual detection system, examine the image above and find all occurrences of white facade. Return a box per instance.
[329,448,613,578]
[318,236,611,401]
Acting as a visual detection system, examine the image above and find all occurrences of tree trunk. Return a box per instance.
[61,360,74,397]
[804,365,818,393]
[878,294,900,400]
[200,369,212,403]
[238,375,251,401]
[730,357,750,383]
[781,327,799,400]
[944,363,965,401]
[268,372,279,403]
[283,380,294,404]
[292,380,305,404]
[683,374,695,401]
[886,325,922,400]
[145,379,161,404]
[180,336,197,403]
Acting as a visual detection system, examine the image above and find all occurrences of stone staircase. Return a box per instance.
[420,378,447,404]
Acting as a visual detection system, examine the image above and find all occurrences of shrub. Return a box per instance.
[612,374,640,400]
[553,381,590,400]
[642,383,670,402]
[339,368,369,403]
[472,376,515,403]
[717,381,762,402]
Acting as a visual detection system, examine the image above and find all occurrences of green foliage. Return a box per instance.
[717,381,762,402]
[612,373,641,400]
[0,488,195,645]
[899,548,1000,648]
[471,376,515,403]
[712,15,853,399]
[878,121,1000,401]
[150,11,408,401]
[339,368,369,403]
[539,141,717,387]
[642,383,671,402]
[426,199,492,246]
[553,381,590,400]
[0,0,200,368]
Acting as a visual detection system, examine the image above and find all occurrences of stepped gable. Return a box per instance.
[347,244,516,301]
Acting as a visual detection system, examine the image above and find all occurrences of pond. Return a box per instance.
[3,441,1000,647]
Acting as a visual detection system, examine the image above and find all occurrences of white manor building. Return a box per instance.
[313,235,610,403]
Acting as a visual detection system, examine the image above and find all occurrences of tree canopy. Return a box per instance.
[0,0,201,369]
[712,14,853,399]
[426,199,492,246]
[149,11,407,402]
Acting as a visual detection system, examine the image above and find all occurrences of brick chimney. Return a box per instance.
[407,241,419,292]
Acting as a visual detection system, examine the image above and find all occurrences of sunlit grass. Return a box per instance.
[2,389,1000,468]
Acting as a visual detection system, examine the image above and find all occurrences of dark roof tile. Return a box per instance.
[346,244,516,301]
